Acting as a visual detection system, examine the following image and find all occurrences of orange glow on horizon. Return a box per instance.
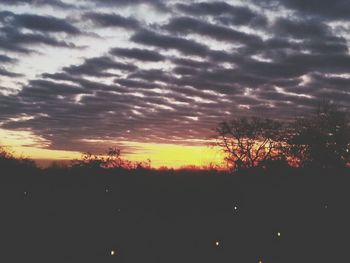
[0,129,225,169]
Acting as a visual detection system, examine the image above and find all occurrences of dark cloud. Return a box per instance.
[84,12,140,29]
[131,29,210,56]
[83,0,169,10]
[12,13,80,34]
[0,67,23,77]
[273,17,331,39]
[173,66,198,76]
[176,1,268,26]
[0,0,73,8]
[63,56,138,77]
[110,47,164,61]
[164,16,263,47]
[115,78,155,89]
[282,53,350,74]
[0,26,77,54]
[21,79,88,99]
[171,57,213,69]
[270,17,348,54]
[0,54,17,64]
[258,0,350,20]
[177,1,246,16]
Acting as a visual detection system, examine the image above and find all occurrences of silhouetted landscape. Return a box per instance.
[1,102,350,262]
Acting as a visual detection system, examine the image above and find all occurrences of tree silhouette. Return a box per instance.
[0,145,36,170]
[70,147,151,170]
[0,146,13,160]
[215,117,285,171]
[287,101,350,169]
[71,147,123,169]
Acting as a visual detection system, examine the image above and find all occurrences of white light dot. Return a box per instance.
[277,232,281,237]
[215,241,220,247]
[110,250,116,256]
[234,206,238,211]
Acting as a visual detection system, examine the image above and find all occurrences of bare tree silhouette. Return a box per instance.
[215,117,285,171]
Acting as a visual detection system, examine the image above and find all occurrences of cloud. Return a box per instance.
[273,17,331,39]
[163,16,263,47]
[84,12,140,29]
[62,56,138,77]
[265,0,350,20]
[0,54,17,64]
[0,25,77,54]
[110,47,164,61]
[0,0,349,153]
[131,29,210,56]
[0,0,73,8]
[83,0,169,10]
[176,1,268,26]
[10,13,80,34]
[0,67,23,77]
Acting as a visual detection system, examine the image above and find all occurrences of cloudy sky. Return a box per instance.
[1,0,350,166]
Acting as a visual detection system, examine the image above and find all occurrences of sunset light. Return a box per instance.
[1,0,350,262]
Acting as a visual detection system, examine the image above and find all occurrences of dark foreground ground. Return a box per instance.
[1,167,350,263]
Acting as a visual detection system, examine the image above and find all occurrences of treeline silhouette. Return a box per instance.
[215,101,350,172]
[0,101,349,182]
[0,102,350,262]
[2,101,349,175]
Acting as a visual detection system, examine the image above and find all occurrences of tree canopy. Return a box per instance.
[215,102,350,171]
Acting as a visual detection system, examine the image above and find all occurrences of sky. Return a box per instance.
[0,0,350,167]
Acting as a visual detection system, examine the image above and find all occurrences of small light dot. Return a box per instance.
[110,250,116,256]
[258,260,263,263]
[215,241,220,247]
[234,206,238,211]
[277,232,281,237]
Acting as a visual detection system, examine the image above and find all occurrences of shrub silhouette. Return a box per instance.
[0,145,36,171]
[71,147,151,170]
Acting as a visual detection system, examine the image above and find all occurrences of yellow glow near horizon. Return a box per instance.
[0,129,225,168]
[123,141,225,168]
[0,129,81,160]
